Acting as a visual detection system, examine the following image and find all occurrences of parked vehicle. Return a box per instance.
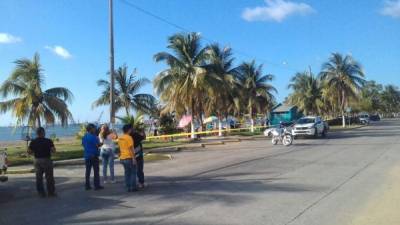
[370,114,381,121]
[264,125,293,146]
[0,149,8,182]
[292,116,328,138]
[359,114,370,125]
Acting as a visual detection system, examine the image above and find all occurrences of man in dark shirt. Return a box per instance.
[131,129,146,189]
[28,127,56,198]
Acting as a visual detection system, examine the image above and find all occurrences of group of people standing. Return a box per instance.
[27,123,147,198]
[82,123,146,192]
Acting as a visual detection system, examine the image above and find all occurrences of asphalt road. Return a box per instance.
[1,119,400,225]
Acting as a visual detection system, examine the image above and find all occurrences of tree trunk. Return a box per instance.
[249,104,254,133]
[218,115,223,137]
[342,110,346,128]
[37,116,41,128]
[190,101,196,139]
[341,90,346,128]
[225,113,230,133]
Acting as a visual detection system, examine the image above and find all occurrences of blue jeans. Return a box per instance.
[120,159,137,191]
[101,150,115,181]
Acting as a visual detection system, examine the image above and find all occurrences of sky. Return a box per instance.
[0,0,399,126]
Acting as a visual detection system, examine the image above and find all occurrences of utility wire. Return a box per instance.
[119,0,301,72]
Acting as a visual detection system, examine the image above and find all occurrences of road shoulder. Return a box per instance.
[349,165,400,225]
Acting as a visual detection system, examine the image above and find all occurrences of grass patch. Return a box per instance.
[5,132,263,166]
[6,139,188,166]
[6,142,83,166]
[230,130,263,136]
[329,125,364,131]
[144,153,172,162]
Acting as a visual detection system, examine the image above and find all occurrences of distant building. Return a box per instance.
[269,104,300,125]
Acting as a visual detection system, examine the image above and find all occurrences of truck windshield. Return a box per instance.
[297,118,315,124]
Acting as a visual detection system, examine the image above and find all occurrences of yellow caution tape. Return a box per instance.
[146,126,269,140]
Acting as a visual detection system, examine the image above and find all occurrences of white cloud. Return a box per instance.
[380,0,400,18]
[45,45,72,59]
[242,0,314,22]
[0,33,22,44]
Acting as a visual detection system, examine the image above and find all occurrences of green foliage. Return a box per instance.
[50,133,59,142]
[287,71,322,116]
[159,113,178,134]
[93,64,156,115]
[154,32,215,118]
[285,53,400,120]
[319,53,365,122]
[380,85,400,116]
[235,60,277,118]
[0,53,74,127]
[75,123,87,140]
[117,113,145,131]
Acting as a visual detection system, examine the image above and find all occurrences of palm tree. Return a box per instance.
[320,81,340,118]
[287,70,322,116]
[204,44,237,136]
[236,60,276,132]
[153,32,215,138]
[357,80,383,113]
[93,64,156,115]
[0,53,73,127]
[380,85,400,117]
[319,53,365,127]
[117,113,145,131]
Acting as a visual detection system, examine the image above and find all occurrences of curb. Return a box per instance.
[7,135,267,173]
[7,168,34,174]
[222,139,241,143]
[7,153,174,174]
[201,141,225,147]
[329,125,366,132]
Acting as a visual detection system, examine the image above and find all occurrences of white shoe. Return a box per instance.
[110,179,116,184]
[103,180,109,184]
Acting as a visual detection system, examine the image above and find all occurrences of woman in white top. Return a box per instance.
[99,124,117,183]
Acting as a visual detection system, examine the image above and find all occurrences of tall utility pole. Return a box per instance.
[109,0,115,126]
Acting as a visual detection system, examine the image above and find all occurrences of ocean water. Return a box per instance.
[0,123,133,142]
[0,124,82,142]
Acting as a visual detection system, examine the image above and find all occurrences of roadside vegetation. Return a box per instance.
[0,53,74,127]
[1,32,400,166]
[6,139,190,166]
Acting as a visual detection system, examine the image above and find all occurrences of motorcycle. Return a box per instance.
[264,126,293,146]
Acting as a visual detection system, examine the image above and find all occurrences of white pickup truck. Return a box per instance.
[292,116,328,138]
[0,149,8,182]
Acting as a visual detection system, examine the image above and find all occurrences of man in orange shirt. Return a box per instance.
[118,124,137,192]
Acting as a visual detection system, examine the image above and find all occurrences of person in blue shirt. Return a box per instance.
[82,123,104,190]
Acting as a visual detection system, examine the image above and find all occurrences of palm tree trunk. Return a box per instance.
[225,113,230,133]
[37,116,41,128]
[190,100,196,139]
[341,110,346,128]
[341,90,346,128]
[218,113,223,137]
[249,104,254,133]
